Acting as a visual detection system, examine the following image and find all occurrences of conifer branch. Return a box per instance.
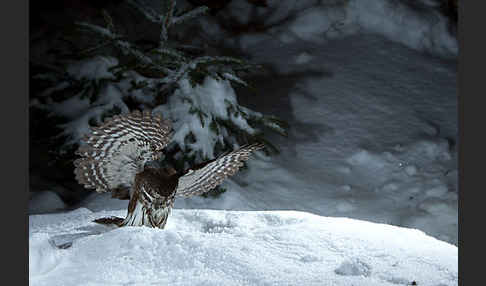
[172,6,209,26]
[126,0,161,23]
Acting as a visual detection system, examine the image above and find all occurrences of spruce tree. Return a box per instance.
[31,0,287,197]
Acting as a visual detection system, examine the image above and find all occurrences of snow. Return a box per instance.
[175,33,457,245]
[29,191,66,215]
[53,82,130,147]
[29,209,457,286]
[34,56,133,148]
[32,3,457,246]
[211,0,457,58]
[155,77,257,160]
[346,0,457,57]
[294,52,313,65]
[66,56,118,81]
[30,5,458,281]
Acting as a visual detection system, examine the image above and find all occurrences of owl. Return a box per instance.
[74,110,264,229]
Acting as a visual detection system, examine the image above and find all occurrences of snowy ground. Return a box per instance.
[29,1,458,284]
[173,0,458,245]
[45,0,458,248]
[31,8,458,285]
[29,208,457,286]
[80,35,457,246]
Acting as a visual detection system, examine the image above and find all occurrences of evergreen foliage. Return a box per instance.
[30,0,287,197]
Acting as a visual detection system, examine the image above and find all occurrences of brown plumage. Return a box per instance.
[74,110,264,229]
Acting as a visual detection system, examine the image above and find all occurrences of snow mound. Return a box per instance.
[29,209,457,286]
[348,0,457,57]
[29,191,66,215]
[217,0,457,57]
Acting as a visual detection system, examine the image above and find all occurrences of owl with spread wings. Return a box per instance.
[73,110,264,229]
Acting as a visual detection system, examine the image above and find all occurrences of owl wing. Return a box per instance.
[176,142,265,197]
[73,110,172,192]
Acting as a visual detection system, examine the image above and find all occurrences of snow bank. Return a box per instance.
[173,138,457,243]
[29,233,65,278]
[29,191,67,215]
[215,0,457,57]
[29,209,457,286]
[177,32,457,244]
[346,0,457,57]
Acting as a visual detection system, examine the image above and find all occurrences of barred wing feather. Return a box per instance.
[176,142,265,197]
[74,110,172,192]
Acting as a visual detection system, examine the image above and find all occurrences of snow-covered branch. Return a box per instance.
[126,0,162,23]
[172,6,209,26]
[32,0,288,172]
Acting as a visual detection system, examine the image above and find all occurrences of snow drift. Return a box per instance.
[29,208,457,286]
[213,0,457,58]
